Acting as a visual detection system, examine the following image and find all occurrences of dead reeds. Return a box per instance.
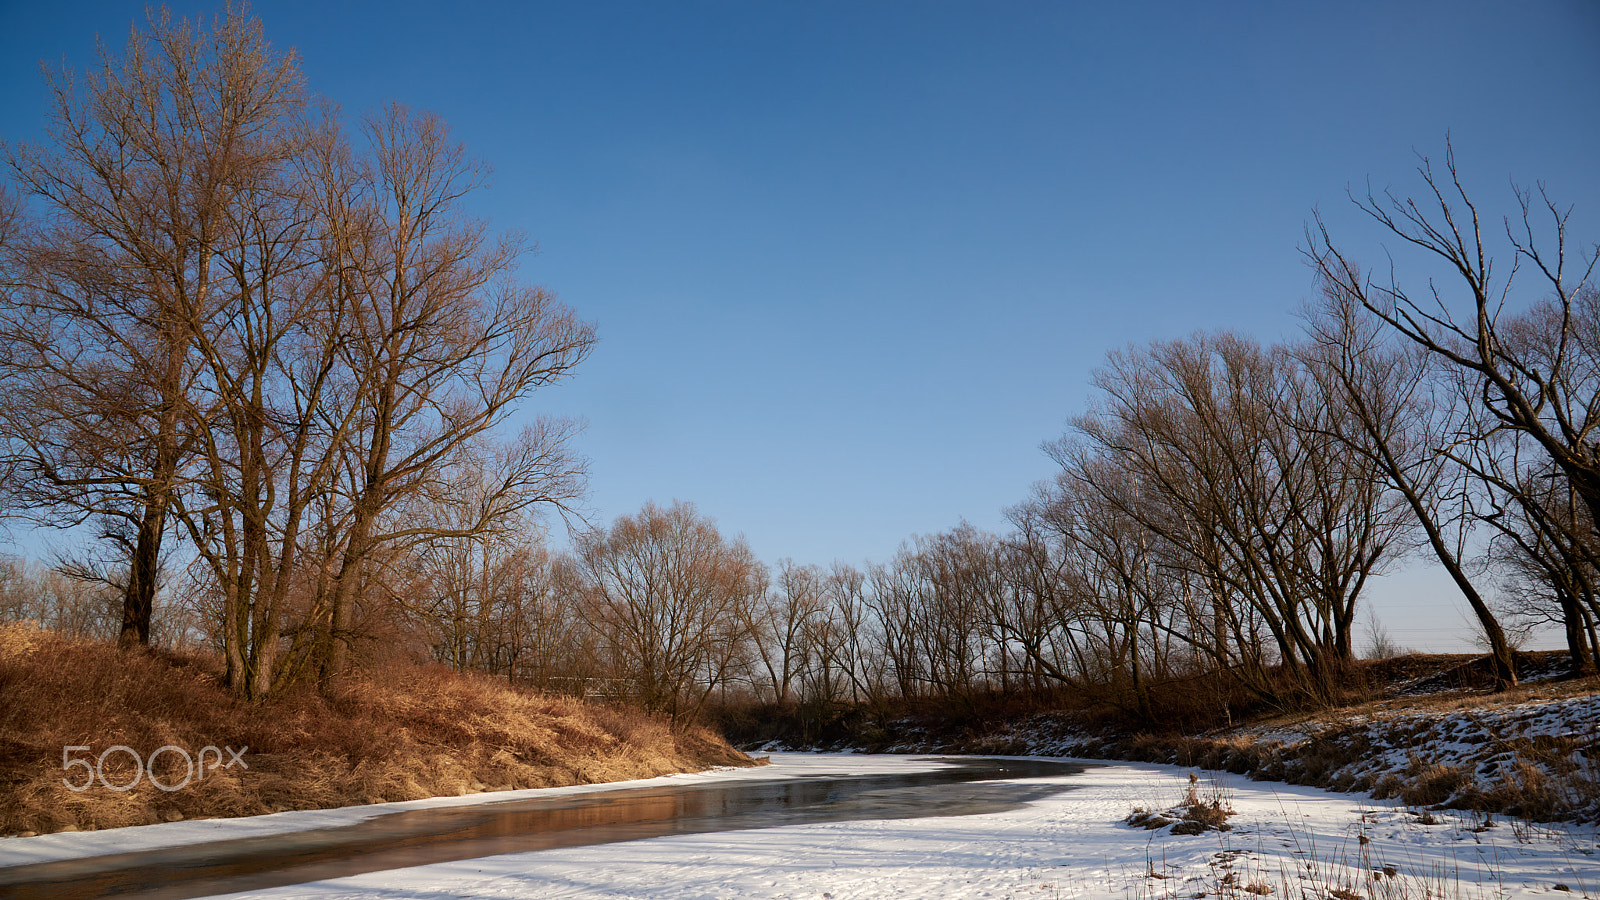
[0,623,754,835]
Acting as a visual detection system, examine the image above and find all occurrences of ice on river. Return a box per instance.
[3,753,1596,899]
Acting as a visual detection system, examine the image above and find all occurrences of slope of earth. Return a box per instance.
[0,624,754,837]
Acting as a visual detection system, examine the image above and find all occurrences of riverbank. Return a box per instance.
[4,754,1590,899]
[736,656,1600,825]
[0,625,753,837]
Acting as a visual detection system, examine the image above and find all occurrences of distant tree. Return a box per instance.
[1058,333,1409,706]
[866,554,929,699]
[986,516,1071,696]
[0,554,122,640]
[746,559,825,706]
[905,528,991,701]
[398,484,561,678]
[1360,608,1406,661]
[1016,473,1171,718]
[1482,460,1600,675]
[821,562,880,704]
[575,501,765,721]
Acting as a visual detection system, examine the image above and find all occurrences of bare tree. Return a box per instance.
[166,102,349,699]
[1,9,593,701]
[575,501,764,721]
[1299,283,1521,688]
[1060,333,1408,705]
[1017,474,1170,717]
[1310,144,1599,585]
[860,528,1001,704]
[0,554,121,639]
[746,559,826,706]
[988,516,1080,696]
[1485,462,1599,674]
[822,562,880,704]
[0,8,303,650]
[308,104,593,683]
[395,466,564,678]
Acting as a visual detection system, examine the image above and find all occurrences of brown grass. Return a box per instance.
[1126,771,1235,835]
[0,624,755,836]
[1400,760,1469,807]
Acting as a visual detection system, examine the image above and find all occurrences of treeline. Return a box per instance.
[0,556,124,642]
[459,157,1597,721]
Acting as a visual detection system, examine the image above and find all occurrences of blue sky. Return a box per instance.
[2,1,1598,650]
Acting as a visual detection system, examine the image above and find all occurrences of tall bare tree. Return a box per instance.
[1310,145,1599,567]
[1,8,594,700]
[1061,333,1408,705]
[0,8,304,650]
[312,105,593,683]
[1299,284,1521,688]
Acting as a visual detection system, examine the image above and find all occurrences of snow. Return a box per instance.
[3,753,1597,899]
[1219,693,1600,819]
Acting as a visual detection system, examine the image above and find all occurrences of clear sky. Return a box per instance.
[2,1,1597,651]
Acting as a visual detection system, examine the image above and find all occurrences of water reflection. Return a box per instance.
[0,757,1088,900]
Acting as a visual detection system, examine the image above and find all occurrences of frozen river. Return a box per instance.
[1,753,1592,899]
[0,757,1088,899]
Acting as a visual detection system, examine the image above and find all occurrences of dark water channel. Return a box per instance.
[0,757,1089,900]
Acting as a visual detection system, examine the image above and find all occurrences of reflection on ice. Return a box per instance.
[0,757,1088,900]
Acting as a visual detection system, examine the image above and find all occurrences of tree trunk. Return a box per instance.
[117,495,166,649]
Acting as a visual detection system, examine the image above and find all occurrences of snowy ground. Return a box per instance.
[3,753,1597,899]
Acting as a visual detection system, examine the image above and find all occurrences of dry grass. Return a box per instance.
[1401,759,1471,808]
[1097,715,1600,824]
[0,623,755,836]
[1127,771,1236,836]
[1111,807,1564,900]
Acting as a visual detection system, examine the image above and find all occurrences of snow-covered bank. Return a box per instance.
[760,683,1600,825]
[1077,692,1600,825]
[6,754,1594,899]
